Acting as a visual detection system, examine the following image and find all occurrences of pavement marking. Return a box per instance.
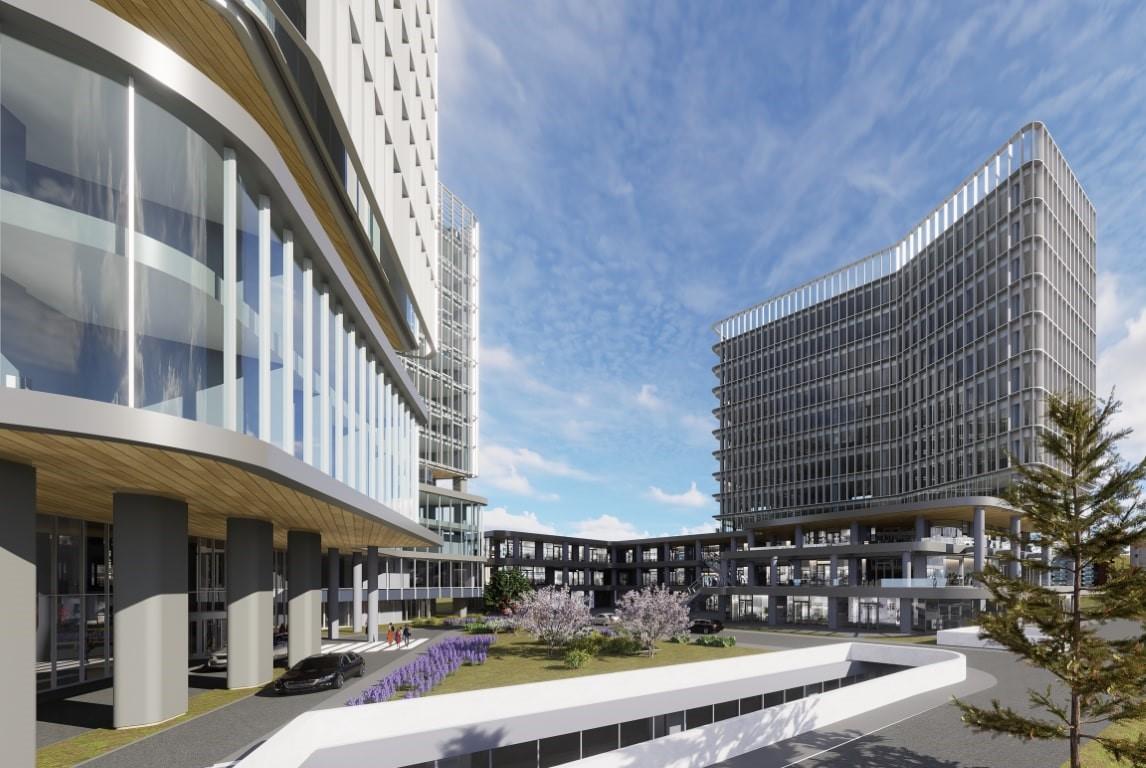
[318,638,426,654]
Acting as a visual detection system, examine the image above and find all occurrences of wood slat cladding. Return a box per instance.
[91,0,405,349]
[0,428,428,551]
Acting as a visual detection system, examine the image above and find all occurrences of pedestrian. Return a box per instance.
[402,625,411,647]
[389,623,397,647]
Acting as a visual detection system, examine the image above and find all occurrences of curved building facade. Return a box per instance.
[712,123,1096,633]
[0,0,444,759]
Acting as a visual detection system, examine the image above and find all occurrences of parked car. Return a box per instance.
[273,652,365,695]
[690,619,724,634]
[204,632,289,671]
[590,612,618,626]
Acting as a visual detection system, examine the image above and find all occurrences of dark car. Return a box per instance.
[690,619,724,634]
[272,652,365,694]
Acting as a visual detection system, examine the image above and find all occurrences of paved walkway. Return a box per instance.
[69,629,451,768]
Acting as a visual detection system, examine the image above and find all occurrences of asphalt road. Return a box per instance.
[77,629,451,768]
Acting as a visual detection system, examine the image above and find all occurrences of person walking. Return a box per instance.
[402,625,412,647]
[385,626,394,647]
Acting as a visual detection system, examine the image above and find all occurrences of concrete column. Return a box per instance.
[1010,515,1023,579]
[113,493,188,728]
[746,558,758,586]
[769,556,779,587]
[915,515,927,540]
[746,528,756,548]
[352,553,364,633]
[287,530,322,667]
[972,507,986,574]
[226,518,272,689]
[326,547,341,640]
[829,554,839,586]
[827,597,839,630]
[848,556,859,586]
[0,461,35,765]
[901,550,912,582]
[767,595,779,626]
[899,598,913,634]
[366,546,379,642]
[794,525,804,548]
[849,521,860,545]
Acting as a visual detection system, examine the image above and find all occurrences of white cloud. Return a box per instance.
[635,384,664,410]
[481,344,520,372]
[1098,306,1146,461]
[568,514,649,541]
[484,507,558,535]
[647,481,711,509]
[479,444,595,500]
[676,522,717,536]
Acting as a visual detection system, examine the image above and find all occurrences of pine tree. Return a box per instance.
[956,392,1146,768]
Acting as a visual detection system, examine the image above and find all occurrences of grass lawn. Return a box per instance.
[36,670,284,768]
[426,632,765,697]
[1061,718,1146,768]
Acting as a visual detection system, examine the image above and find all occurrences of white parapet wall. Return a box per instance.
[937,624,1045,649]
[239,642,966,768]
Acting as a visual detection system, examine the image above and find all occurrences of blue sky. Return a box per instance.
[438,0,1146,539]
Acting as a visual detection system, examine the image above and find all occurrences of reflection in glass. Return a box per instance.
[0,36,128,402]
[135,95,224,423]
[236,179,260,436]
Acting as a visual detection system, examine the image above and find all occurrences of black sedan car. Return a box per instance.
[273,652,365,694]
[690,619,724,634]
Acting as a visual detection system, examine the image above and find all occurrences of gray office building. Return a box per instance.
[712,122,1095,631]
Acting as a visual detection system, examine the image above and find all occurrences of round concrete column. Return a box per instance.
[829,554,839,586]
[901,550,912,582]
[366,546,379,642]
[915,515,928,540]
[113,493,188,728]
[972,507,987,575]
[849,521,860,544]
[351,553,364,633]
[226,518,273,689]
[899,597,913,634]
[327,548,341,640]
[287,530,322,667]
[0,460,36,766]
[1009,515,1023,579]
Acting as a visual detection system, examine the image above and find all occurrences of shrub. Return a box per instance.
[563,649,592,669]
[600,635,643,656]
[694,634,736,648]
[568,631,605,656]
[668,633,691,644]
[346,635,495,705]
[515,586,593,657]
[464,623,496,635]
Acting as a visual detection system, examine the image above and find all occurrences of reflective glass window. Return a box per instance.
[0,36,128,402]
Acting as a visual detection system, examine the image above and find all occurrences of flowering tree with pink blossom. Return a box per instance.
[514,586,592,657]
[616,585,691,656]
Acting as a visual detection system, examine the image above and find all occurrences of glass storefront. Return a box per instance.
[35,515,112,692]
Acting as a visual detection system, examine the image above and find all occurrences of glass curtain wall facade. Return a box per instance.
[713,123,1096,528]
[0,32,420,520]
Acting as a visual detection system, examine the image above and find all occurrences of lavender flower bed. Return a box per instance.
[346,635,495,705]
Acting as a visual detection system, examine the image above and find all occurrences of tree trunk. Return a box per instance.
[1070,486,1082,768]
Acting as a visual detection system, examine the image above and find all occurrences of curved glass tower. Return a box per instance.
[0,0,444,754]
